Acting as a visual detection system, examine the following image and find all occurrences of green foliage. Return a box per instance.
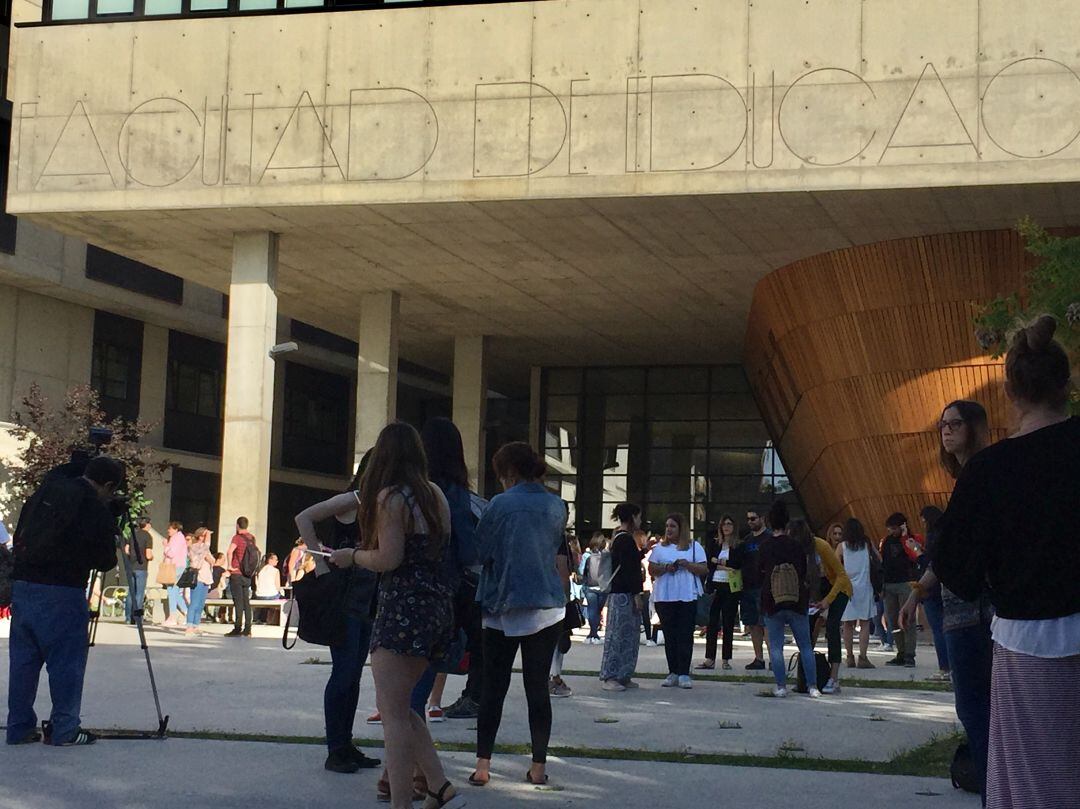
[974,217,1080,364]
[8,384,169,520]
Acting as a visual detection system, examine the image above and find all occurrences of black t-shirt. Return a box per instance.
[935,417,1080,621]
[730,529,771,589]
[127,529,151,571]
[609,531,644,595]
[880,536,916,584]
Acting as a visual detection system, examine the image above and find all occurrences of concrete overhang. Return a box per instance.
[8,0,1080,380]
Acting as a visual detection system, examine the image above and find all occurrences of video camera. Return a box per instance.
[61,427,137,519]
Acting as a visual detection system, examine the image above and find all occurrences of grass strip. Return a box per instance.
[162,728,963,779]
[548,668,952,692]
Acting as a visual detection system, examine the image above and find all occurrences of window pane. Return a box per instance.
[544,421,578,449]
[709,448,765,476]
[586,368,644,394]
[648,394,708,420]
[144,0,181,12]
[647,420,708,448]
[545,368,582,395]
[239,0,277,7]
[96,0,134,13]
[710,420,770,447]
[190,0,227,9]
[51,0,90,18]
[543,396,578,422]
[647,448,708,476]
[604,394,644,420]
[712,394,761,419]
[712,366,749,393]
[284,0,323,7]
[649,366,709,393]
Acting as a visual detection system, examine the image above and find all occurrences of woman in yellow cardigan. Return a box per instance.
[788,520,853,695]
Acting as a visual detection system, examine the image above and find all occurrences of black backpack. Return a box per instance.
[789,650,830,693]
[0,543,13,608]
[950,742,980,794]
[239,541,260,578]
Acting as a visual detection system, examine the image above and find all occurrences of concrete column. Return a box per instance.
[354,291,399,468]
[529,365,542,452]
[218,232,278,547]
[452,335,488,495]
[137,323,170,583]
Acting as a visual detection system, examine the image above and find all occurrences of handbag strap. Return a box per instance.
[281,594,298,650]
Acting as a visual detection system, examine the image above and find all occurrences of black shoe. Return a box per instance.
[885,657,906,667]
[324,749,361,773]
[745,659,766,670]
[241,629,252,637]
[347,746,381,768]
[43,722,96,747]
[903,658,917,668]
[7,729,42,745]
[224,628,242,637]
[443,695,479,719]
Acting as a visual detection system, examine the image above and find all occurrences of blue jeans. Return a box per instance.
[325,610,373,753]
[922,593,949,671]
[584,588,607,638]
[874,596,892,644]
[945,619,993,804]
[186,583,208,628]
[167,583,187,619]
[410,666,438,717]
[125,569,147,623]
[764,610,816,689]
[6,581,90,745]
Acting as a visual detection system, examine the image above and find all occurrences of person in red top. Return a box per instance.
[224,516,257,637]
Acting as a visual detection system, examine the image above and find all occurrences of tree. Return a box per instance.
[974,218,1080,407]
[7,384,169,517]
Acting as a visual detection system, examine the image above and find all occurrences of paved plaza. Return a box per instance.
[1,621,980,808]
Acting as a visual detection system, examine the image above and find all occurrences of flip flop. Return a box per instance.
[525,771,549,785]
[468,771,489,787]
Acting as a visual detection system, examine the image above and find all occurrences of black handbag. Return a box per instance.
[563,598,585,631]
[175,567,199,589]
[282,567,350,649]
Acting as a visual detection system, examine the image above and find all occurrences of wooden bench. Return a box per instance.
[144,590,290,626]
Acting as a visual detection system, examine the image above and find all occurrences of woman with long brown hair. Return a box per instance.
[837,518,878,669]
[696,514,741,671]
[329,423,463,809]
[647,513,708,688]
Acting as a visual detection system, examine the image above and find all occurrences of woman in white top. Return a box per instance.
[837,518,877,669]
[647,513,708,689]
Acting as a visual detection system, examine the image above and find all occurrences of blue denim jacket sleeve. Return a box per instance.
[475,482,567,615]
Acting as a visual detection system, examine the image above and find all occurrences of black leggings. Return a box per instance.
[655,600,697,676]
[824,592,849,664]
[477,621,562,763]
[704,584,740,662]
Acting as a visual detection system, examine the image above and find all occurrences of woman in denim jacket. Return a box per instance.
[470,442,567,788]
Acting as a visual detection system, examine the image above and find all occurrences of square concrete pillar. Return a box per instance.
[529,365,542,453]
[218,232,278,547]
[452,335,488,495]
[355,291,399,468]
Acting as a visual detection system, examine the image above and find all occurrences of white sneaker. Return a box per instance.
[678,675,693,689]
[645,639,658,647]
[807,687,823,698]
[655,631,665,646]
[661,674,679,688]
[601,679,626,692]
[881,643,896,653]
[773,686,787,698]
[821,679,841,695]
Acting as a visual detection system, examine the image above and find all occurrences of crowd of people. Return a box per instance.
[2,315,1076,809]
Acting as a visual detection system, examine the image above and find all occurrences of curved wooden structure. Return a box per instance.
[744,230,1033,534]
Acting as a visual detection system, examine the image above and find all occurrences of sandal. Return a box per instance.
[377,778,429,802]
[694,661,715,670]
[467,771,489,787]
[425,780,466,809]
[525,770,549,785]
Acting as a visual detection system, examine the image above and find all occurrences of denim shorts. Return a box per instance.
[739,588,762,627]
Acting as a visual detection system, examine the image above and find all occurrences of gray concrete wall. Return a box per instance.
[8,0,1080,217]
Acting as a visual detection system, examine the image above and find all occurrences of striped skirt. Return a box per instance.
[987,643,1080,809]
[599,593,640,683]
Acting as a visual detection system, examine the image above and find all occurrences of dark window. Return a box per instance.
[396,381,450,434]
[267,481,339,561]
[91,311,143,421]
[169,467,221,552]
[85,245,184,305]
[0,118,17,255]
[165,330,225,455]
[282,362,350,475]
[290,319,358,357]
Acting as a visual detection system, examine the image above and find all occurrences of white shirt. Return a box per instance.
[712,546,731,583]
[483,607,564,638]
[648,542,705,603]
[992,613,1080,659]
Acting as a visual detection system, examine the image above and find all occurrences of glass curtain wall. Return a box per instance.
[541,366,800,539]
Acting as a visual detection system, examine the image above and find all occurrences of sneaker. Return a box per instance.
[721,661,733,670]
[443,696,480,720]
[884,658,906,667]
[622,679,640,689]
[7,729,42,745]
[347,746,381,769]
[881,643,896,653]
[56,729,97,746]
[928,671,952,682]
[654,631,665,646]
[807,687,822,698]
[903,658,917,668]
[427,705,446,722]
[549,677,573,698]
[325,749,361,774]
[745,659,766,671]
[644,639,658,647]
[589,636,603,645]
[366,711,382,725]
[224,628,242,637]
[822,679,841,695]
[660,674,679,688]
[773,686,787,698]
[601,679,627,692]
[677,675,693,689]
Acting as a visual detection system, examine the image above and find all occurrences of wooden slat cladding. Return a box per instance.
[745,230,1028,533]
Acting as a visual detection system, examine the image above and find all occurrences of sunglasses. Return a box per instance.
[938,418,965,431]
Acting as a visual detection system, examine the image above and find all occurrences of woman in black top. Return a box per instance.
[599,503,647,691]
[935,315,1079,809]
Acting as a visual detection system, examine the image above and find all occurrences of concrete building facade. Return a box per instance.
[3,0,1079,543]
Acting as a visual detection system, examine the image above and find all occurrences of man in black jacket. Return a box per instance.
[6,456,124,746]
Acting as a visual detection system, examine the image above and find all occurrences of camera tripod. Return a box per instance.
[84,502,169,740]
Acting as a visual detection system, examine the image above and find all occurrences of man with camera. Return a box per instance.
[6,456,125,746]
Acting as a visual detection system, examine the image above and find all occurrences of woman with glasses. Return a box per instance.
[696,514,741,671]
